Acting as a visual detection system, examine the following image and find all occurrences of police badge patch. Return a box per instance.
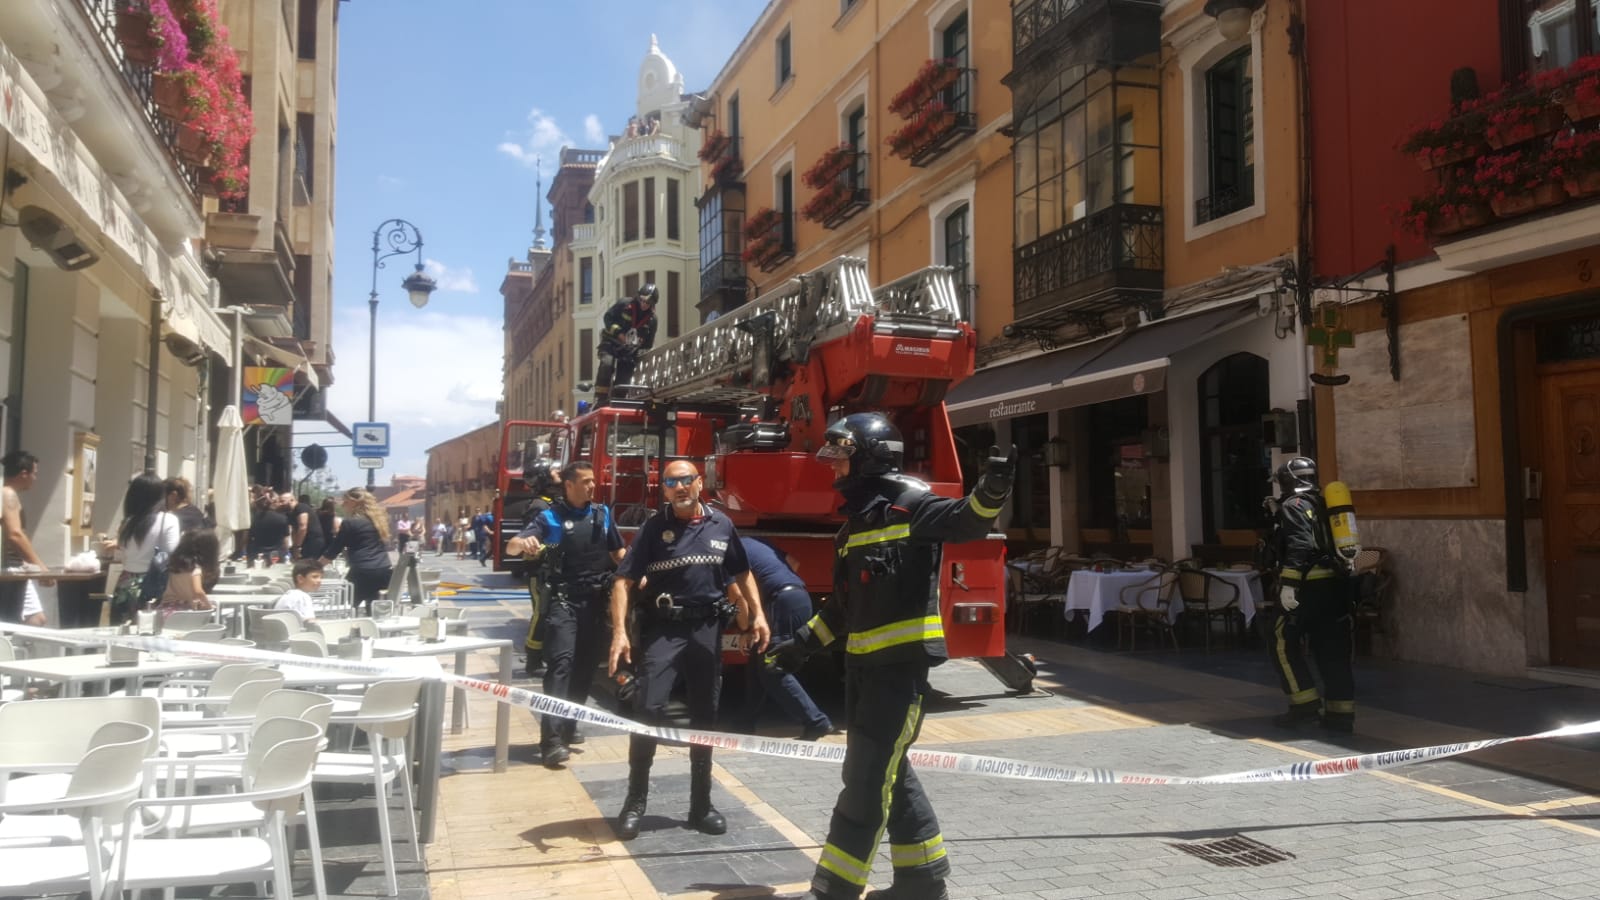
[564,520,575,531]
[662,530,676,543]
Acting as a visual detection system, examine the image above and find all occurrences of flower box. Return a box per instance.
[116,7,158,65]
[1489,181,1567,217]
[176,122,213,167]
[1429,203,1493,238]
[152,72,186,117]
[1486,107,1566,149]
[1566,169,1600,199]
[1413,144,1480,172]
[1561,92,1600,123]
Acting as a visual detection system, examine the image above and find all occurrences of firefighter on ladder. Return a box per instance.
[1269,456,1358,733]
[765,412,1016,900]
[594,283,659,407]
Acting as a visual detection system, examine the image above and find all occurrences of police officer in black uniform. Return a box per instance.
[510,457,561,677]
[736,536,833,740]
[765,412,1015,900]
[607,459,770,839]
[509,460,625,767]
[1268,456,1358,733]
[594,283,659,406]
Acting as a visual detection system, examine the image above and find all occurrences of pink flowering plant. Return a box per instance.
[1395,178,1491,238]
[1475,147,1550,201]
[138,0,190,71]
[1398,108,1488,168]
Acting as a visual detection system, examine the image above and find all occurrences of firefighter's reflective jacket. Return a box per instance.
[798,475,1005,667]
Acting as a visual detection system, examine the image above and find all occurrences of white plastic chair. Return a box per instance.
[0,696,162,805]
[286,633,328,657]
[0,636,23,702]
[175,623,228,642]
[0,721,150,898]
[159,609,216,632]
[0,719,161,849]
[111,716,323,900]
[312,678,423,896]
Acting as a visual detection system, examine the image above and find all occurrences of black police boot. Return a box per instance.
[540,739,569,769]
[865,880,950,900]
[562,720,585,746]
[1321,711,1355,733]
[1273,700,1322,730]
[615,766,649,841]
[687,747,727,835]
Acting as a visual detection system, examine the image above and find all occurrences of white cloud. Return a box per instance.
[375,174,403,191]
[498,107,572,168]
[323,306,504,485]
[583,113,606,145]
[422,259,479,294]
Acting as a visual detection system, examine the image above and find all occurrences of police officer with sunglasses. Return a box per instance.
[608,459,770,840]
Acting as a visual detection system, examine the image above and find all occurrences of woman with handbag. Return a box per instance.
[103,473,179,624]
[319,487,392,615]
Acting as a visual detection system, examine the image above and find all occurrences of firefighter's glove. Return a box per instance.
[1279,584,1299,612]
[763,639,810,676]
[977,444,1019,505]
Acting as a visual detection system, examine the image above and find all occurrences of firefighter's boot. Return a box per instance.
[687,746,726,835]
[865,880,949,900]
[1273,700,1321,730]
[616,753,650,840]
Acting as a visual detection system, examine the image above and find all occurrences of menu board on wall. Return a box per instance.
[1333,314,1477,490]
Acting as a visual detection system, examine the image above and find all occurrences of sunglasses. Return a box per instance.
[662,475,699,489]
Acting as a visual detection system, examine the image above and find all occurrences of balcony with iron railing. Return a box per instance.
[1195,180,1255,225]
[800,148,870,230]
[888,64,978,168]
[742,209,796,274]
[1011,0,1161,70]
[73,0,205,199]
[1013,204,1164,326]
[699,131,744,186]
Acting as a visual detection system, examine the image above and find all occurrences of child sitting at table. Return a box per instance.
[156,530,217,614]
[274,558,323,624]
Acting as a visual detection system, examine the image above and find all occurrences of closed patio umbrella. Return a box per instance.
[213,405,251,558]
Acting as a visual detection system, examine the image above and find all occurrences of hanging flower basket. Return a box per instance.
[116,7,159,65]
[152,72,186,117]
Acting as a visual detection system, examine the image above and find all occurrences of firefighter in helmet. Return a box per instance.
[510,457,561,679]
[1269,456,1357,733]
[594,283,659,406]
[765,412,1016,900]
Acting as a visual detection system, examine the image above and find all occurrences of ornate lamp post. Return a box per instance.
[367,218,437,486]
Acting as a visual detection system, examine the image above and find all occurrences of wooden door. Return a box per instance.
[1543,368,1600,667]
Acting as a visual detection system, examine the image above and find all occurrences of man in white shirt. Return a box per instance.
[273,558,323,624]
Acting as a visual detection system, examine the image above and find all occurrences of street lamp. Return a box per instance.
[1204,0,1263,41]
[367,218,437,486]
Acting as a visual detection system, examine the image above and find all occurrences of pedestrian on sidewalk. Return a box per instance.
[1267,456,1358,733]
[736,536,833,741]
[607,460,770,840]
[765,413,1014,900]
[319,488,393,616]
[508,460,623,767]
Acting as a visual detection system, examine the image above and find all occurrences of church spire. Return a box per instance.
[532,157,548,251]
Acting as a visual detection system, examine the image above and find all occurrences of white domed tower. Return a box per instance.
[571,36,704,412]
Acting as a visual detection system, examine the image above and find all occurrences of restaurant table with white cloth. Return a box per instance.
[1064,567,1262,632]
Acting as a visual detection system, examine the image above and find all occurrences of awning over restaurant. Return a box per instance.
[946,302,1256,427]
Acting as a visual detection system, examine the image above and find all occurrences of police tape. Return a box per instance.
[6,621,1600,786]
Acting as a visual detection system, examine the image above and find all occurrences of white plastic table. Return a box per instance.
[372,635,513,773]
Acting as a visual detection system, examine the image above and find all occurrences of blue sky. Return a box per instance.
[310,0,769,490]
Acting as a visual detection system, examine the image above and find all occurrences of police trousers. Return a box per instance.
[1271,577,1356,713]
[812,661,947,899]
[540,589,606,747]
[627,616,723,772]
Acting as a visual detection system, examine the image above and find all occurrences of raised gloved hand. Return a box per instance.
[1279,583,1299,612]
[763,639,810,676]
[979,445,1019,499]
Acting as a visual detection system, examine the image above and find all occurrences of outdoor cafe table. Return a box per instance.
[1201,567,1263,624]
[371,634,513,774]
[0,651,220,697]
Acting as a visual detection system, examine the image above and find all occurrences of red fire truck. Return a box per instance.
[495,257,1034,692]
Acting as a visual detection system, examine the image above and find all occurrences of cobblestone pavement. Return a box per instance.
[421,558,1600,899]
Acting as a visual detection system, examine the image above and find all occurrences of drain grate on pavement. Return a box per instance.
[1168,835,1295,867]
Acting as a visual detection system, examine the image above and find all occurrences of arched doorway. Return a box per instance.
[1197,352,1270,546]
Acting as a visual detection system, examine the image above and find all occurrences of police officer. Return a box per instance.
[735,537,833,741]
[607,459,770,839]
[1269,456,1357,733]
[508,457,561,678]
[765,412,1015,900]
[594,283,659,406]
[509,460,625,767]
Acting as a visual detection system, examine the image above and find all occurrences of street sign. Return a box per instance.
[357,457,384,470]
[352,422,390,457]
